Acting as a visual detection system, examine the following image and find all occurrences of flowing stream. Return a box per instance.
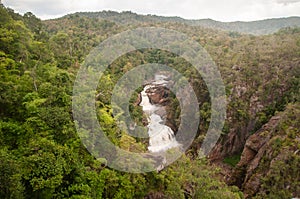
[139,75,180,153]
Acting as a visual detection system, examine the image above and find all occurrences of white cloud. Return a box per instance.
[276,0,300,5]
[2,0,300,21]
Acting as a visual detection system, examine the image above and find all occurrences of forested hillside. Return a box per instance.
[72,11,300,35]
[0,3,299,199]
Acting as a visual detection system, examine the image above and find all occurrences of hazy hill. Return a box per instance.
[70,11,300,35]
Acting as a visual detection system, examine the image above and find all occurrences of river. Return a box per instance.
[139,74,181,153]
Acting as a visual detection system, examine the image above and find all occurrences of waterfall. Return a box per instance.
[139,75,180,153]
[139,84,158,115]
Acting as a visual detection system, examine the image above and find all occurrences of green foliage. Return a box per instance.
[257,154,300,199]
[1,4,299,198]
[0,149,25,199]
[148,156,243,199]
[223,154,241,167]
[252,103,300,198]
[69,11,300,35]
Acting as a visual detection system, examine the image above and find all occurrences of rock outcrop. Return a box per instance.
[144,86,178,133]
[228,103,300,198]
[146,86,170,105]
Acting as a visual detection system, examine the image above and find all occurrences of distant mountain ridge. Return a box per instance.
[66,11,300,35]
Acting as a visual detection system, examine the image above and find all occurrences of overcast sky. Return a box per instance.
[2,0,300,22]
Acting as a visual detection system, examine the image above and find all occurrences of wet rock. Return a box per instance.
[135,93,142,106]
[146,86,169,105]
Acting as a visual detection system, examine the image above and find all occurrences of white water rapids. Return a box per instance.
[139,75,180,153]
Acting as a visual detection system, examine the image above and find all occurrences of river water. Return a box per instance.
[139,75,180,153]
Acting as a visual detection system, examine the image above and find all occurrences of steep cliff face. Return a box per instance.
[228,103,300,198]
[208,90,266,162]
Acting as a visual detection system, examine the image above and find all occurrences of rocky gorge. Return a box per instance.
[136,75,300,198]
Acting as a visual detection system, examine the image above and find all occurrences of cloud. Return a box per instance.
[276,0,300,5]
[2,0,300,21]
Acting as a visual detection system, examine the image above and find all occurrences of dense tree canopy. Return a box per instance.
[0,3,299,198]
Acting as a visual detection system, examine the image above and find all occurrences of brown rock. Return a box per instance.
[146,86,169,105]
[135,93,142,106]
[243,174,262,198]
[229,115,282,197]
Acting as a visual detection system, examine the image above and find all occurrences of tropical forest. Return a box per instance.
[0,3,299,199]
